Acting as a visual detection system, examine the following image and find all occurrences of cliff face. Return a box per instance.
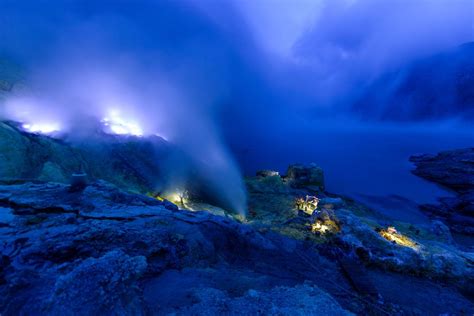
[354,42,474,121]
[0,121,171,193]
[0,56,174,194]
[411,148,474,235]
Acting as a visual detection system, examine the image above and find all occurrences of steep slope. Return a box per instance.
[0,121,171,193]
[354,42,474,121]
[411,148,474,236]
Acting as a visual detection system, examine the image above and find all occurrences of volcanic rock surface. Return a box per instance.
[0,123,472,314]
[411,148,474,237]
[0,171,472,314]
[0,180,356,315]
[0,121,170,193]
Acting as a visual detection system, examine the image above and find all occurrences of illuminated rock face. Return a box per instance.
[311,209,340,235]
[378,226,419,250]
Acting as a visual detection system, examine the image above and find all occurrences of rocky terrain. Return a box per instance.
[1,18,473,315]
[0,180,356,315]
[0,121,173,193]
[411,148,474,238]
[0,158,473,314]
[0,76,472,313]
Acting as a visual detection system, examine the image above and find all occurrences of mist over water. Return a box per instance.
[233,119,474,203]
[1,0,473,213]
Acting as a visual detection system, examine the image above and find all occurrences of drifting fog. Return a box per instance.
[0,0,473,210]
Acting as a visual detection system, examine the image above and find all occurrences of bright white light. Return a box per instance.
[101,109,144,137]
[22,123,61,134]
[108,124,128,135]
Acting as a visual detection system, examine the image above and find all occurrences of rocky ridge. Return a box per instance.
[0,121,170,193]
[0,180,357,315]
[411,148,474,236]
[0,169,471,314]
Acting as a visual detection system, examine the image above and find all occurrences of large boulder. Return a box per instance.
[411,148,474,236]
[334,209,473,286]
[286,163,325,190]
[410,148,474,191]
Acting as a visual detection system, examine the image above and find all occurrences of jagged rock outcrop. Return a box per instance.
[411,148,474,236]
[334,209,473,285]
[246,170,474,291]
[0,180,354,315]
[286,163,325,190]
[411,148,474,191]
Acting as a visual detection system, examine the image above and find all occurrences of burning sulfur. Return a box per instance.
[101,110,143,137]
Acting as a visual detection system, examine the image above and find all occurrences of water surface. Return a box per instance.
[235,121,474,220]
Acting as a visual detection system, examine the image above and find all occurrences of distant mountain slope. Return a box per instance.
[0,121,170,193]
[354,42,474,121]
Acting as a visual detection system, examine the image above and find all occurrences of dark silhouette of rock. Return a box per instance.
[411,148,474,236]
[286,163,325,190]
[0,121,170,193]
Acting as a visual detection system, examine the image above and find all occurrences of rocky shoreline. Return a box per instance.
[0,168,472,314]
[411,148,474,237]
[0,123,473,314]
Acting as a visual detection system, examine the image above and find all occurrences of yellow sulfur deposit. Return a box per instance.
[310,217,340,235]
[379,226,419,249]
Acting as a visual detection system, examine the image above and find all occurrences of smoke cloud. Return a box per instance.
[0,0,473,208]
[0,0,256,214]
